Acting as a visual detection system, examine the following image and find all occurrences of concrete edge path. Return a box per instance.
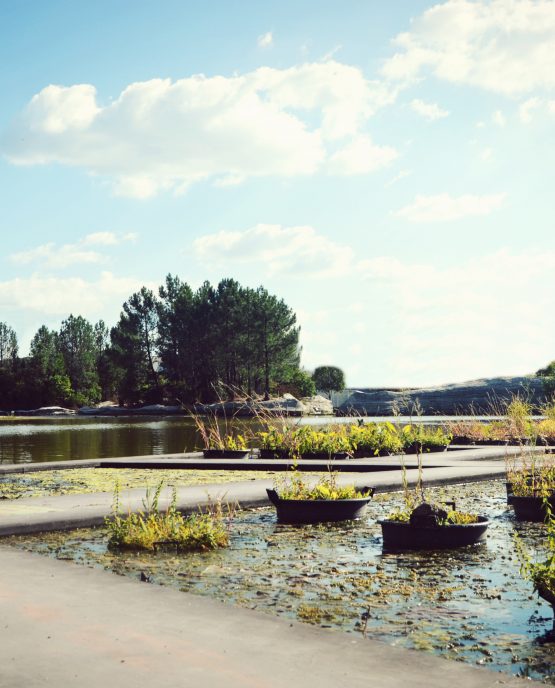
[0,546,538,688]
[0,462,513,536]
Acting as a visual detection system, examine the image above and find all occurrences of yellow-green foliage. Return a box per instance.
[257,421,451,457]
[0,468,278,500]
[515,501,555,603]
[274,470,369,501]
[106,482,230,552]
[387,504,479,525]
[506,454,555,497]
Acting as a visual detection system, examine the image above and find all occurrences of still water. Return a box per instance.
[0,414,480,465]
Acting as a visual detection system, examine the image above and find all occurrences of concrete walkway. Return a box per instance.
[0,546,538,687]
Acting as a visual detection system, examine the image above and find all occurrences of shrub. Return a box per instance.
[106,482,230,551]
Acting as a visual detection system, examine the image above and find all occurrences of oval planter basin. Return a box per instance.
[202,449,250,459]
[379,517,490,551]
[510,493,555,522]
[266,488,374,525]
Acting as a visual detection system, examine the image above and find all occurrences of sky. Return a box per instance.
[1,0,554,388]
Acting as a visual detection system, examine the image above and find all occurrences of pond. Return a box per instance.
[0,414,497,464]
[4,480,555,682]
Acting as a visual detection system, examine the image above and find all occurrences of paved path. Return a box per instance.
[0,546,538,687]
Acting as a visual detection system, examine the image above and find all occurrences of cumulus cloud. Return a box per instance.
[410,98,449,121]
[193,223,354,278]
[518,97,542,123]
[394,192,506,222]
[9,232,136,268]
[0,272,144,316]
[492,110,506,127]
[257,31,273,48]
[327,134,398,174]
[2,62,397,198]
[382,0,555,96]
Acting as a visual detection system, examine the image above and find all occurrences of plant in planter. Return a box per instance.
[515,501,555,635]
[401,425,452,453]
[193,411,250,458]
[267,469,374,524]
[348,422,403,457]
[105,482,231,551]
[379,462,489,550]
[506,454,555,521]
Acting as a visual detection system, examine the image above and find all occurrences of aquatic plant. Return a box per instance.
[192,410,247,450]
[256,421,450,458]
[515,500,555,629]
[273,468,370,501]
[506,453,555,498]
[105,481,230,551]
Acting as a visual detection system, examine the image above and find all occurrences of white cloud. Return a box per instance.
[257,31,273,48]
[385,169,411,187]
[193,223,354,278]
[382,0,555,96]
[480,147,493,161]
[394,192,506,223]
[518,97,542,123]
[9,232,136,268]
[410,98,449,121]
[327,135,398,174]
[0,272,144,316]
[3,62,397,198]
[492,110,506,127]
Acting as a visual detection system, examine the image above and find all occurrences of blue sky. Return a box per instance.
[1,0,554,387]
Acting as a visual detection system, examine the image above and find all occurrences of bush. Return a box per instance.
[106,482,230,551]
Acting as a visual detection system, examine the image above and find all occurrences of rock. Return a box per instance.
[14,406,76,416]
[333,376,546,416]
[409,502,448,529]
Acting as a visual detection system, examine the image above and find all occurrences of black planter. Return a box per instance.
[202,449,250,459]
[379,516,490,551]
[266,487,374,524]
[258,448,289,459]
[510,493,555,522]
[299,451,350,461]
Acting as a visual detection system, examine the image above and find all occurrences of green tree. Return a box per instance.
[252,287,300,400]
[158,274,196,402]
[29,326,72,406]
[312,366,345,395]
[58,315,101,406]
[276,367,315,398]
[0,322,18,367]
[537,361,555,399]
[110,288,161,404]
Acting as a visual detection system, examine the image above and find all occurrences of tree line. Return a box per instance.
[0,276,321,410]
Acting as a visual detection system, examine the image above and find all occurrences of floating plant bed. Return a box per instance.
[266,487,374,524]
[202,449,250,459]
[379,516,490,551]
